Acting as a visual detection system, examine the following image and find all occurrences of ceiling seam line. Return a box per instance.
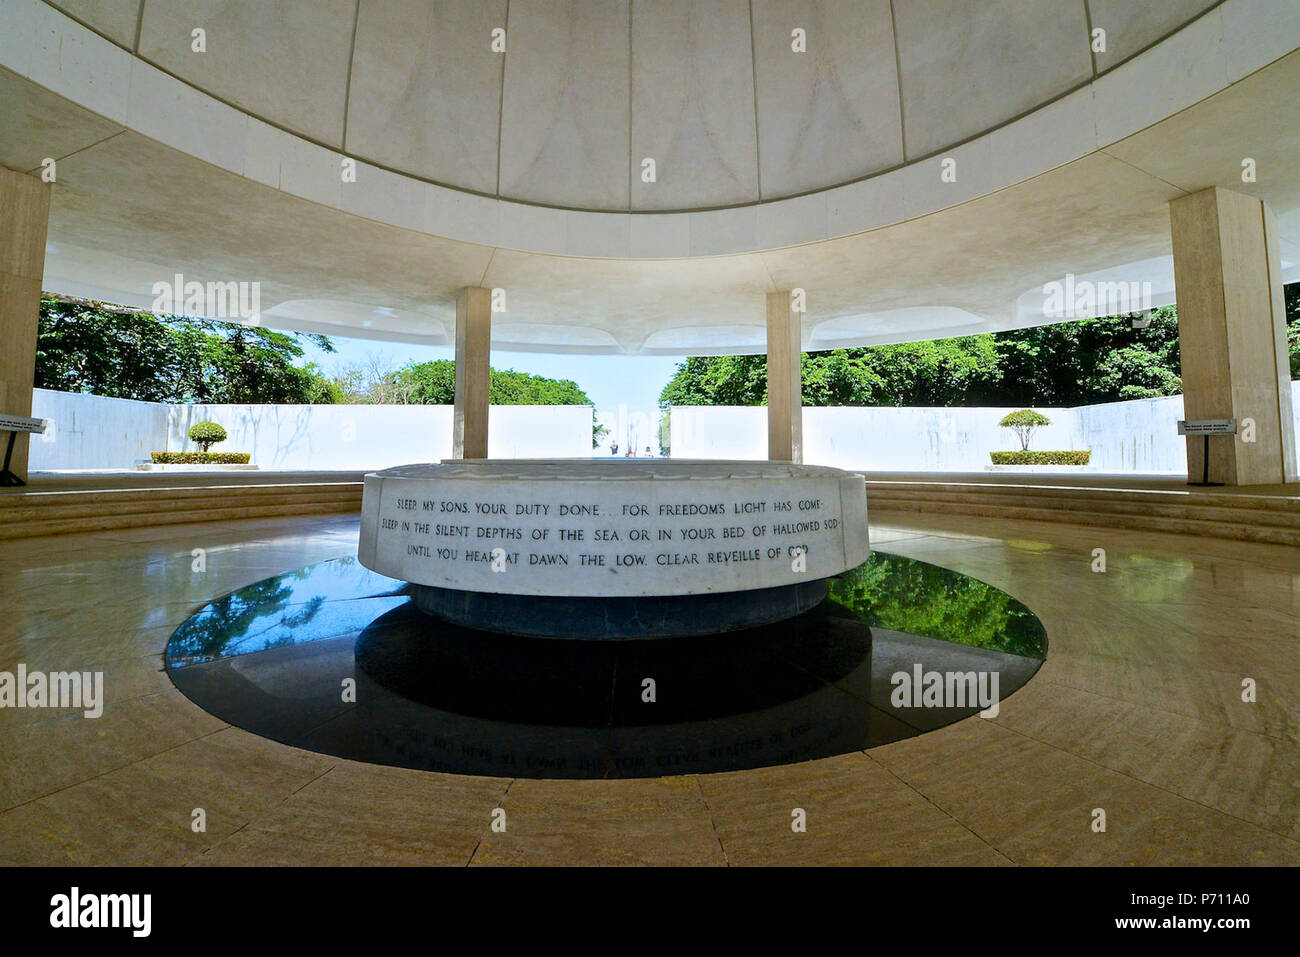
[1083,0,1098,76]
[133,0,146,52]
[1097,148,1193,194]
[23,129,129,176]
[748,0,763,200]
[888,0,907,162]
[627,0,633,213]
[478,247,498,289]
[340,0,361,154]
[496,0,510,198]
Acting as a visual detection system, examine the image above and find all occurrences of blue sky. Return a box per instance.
[298,332,685,453]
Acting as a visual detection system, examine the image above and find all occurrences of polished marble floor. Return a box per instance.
[0,511,1295,865]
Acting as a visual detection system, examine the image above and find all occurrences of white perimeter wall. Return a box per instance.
[670,382,1300,473]
[30,390,169,470]
[29,390,593,470]
[31,384,1299,473]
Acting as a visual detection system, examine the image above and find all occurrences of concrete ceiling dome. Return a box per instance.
[42,0,1224,212]
[3,0,1300,354]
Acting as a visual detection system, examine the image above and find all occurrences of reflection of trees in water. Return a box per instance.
[830,554,1046,658]
[1107,554,1196,603]
[168,576,327,664]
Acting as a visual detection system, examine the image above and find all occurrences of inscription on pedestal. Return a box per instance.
[359,461,869,597]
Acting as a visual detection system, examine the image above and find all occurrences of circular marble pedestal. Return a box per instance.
[358,459,869,638]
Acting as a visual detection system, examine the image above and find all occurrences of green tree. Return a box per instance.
[658,354,769,406]
[850,336,1001,406]
[187,420,227,452]
[655,298,1296,411]
[659,337,1002,411]
[997,410,1051,451]
[988,307,1182,405]
[36,300,180,402]
[391,359,608,447]
[391,359,457,404]
[36,297,339,404]
[300,363,352,404]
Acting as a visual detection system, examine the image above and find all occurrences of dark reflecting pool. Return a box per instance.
[165,552,1046,779]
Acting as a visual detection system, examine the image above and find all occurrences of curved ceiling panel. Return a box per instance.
[45,0,139,46]
[346,0,507,194]
[1089,0,1221,70]
[630,0,758,211]
[137,0,357,146]
[497,0,631,209]
[891,0,1092,159]
[752,0,903,198]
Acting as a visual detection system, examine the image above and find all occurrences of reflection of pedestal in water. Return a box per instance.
[357,459,870,638]
[348,604,878,777]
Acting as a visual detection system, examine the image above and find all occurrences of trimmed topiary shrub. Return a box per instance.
[187,420,228,452]
[990,450,1091,466]
[997,409,1052,451]
[151,452,251,465]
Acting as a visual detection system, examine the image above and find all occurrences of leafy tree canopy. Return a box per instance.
[386,359,596,407]
[385,360,608,447]
[36,296,338,404]
[659,336,1002,409]
[659,294,1300,411]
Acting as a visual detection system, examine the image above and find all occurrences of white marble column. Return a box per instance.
[0,168,52,483]
[452,286,491,460]
[766,290,802,463]
[1170,187,1296,485]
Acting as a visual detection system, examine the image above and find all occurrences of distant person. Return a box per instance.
[644,446,654,458]
[610,443,618,456]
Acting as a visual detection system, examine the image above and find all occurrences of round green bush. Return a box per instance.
[187,420,228,452]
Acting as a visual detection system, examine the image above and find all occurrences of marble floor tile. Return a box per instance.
[471,776,727,866]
